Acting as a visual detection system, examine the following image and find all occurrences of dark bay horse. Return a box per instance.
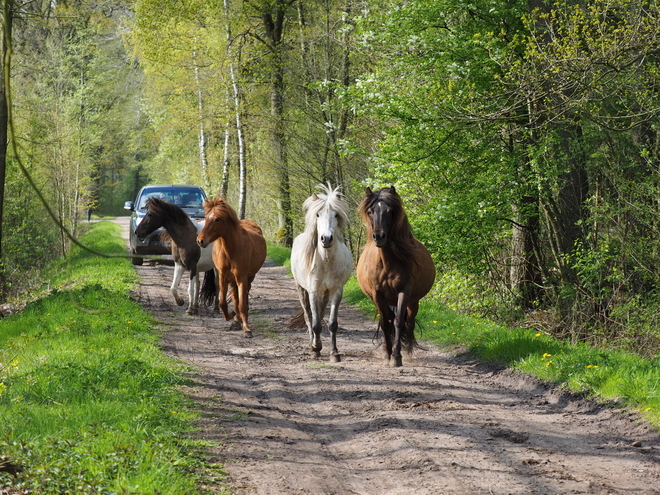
[356,186,436,367]
[196,197,267,338]
[134,197,216,315]
[290,184,353,362]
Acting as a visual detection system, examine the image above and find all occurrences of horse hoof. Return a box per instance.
[176,299,185,306]
[310,350,321,358]
[390,356,403,367]
[243,331,253,339]
[330,354,341,363]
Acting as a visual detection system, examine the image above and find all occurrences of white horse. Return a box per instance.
[291,184,353,362]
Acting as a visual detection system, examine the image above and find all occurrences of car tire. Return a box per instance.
[130,248,143,266]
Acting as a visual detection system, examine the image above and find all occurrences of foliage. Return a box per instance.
[0,222,222,493]
[350,0,660,352]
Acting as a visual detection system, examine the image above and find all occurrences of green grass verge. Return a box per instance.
[0,221,223,494]
[266,241,292,271]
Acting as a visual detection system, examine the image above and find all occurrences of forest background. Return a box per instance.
[2,0,660,358]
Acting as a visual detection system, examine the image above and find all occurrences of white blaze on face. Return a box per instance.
[318,207,337,249]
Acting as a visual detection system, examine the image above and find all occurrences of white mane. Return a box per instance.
[299,183,350,272]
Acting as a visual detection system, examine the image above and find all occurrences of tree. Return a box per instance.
[0,0,13,286]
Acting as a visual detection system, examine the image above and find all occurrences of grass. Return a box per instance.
[0,221,223,494]
[266,241,292,271]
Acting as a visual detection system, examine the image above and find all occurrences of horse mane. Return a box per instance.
[145,197,191,227]
[203,197,240,227]
[300,183,350,272]
[144,197,193,246]
[358,187,417,265]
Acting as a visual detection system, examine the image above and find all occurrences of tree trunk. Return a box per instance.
[193,51,211,193]
[263,1,292,245]
[224,0,246,218]
[0,0,13,295]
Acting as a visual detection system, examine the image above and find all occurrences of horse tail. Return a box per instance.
[289,309,307,329]
[199,269,216,306]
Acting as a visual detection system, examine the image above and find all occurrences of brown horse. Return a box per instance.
[356,186,436,367]
[196,197,267,338]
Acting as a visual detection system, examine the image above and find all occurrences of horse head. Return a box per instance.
[303,184,349,250]
[135,197,166,239]
[197,197,240,248]
[360,186,401,248]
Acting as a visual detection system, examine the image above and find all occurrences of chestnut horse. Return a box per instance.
[356,186,436,367]
[196,197,267,338]
[290,184,353,362]
[134,197,216,315]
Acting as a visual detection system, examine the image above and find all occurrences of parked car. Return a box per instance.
[124,184,208,265]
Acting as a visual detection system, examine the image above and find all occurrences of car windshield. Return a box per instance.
[138,189,205,210]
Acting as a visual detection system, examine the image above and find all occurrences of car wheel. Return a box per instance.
[130,248,143,266]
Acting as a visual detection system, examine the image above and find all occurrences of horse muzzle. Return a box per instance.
[197,237,207,248]
[373,232,387,248]
[320,233,334,249]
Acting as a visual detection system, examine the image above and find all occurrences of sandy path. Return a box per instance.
[117,217,660,495]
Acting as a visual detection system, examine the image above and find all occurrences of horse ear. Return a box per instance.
[365,187,372,196]
[312,193,319,201]
[390,186,397,195]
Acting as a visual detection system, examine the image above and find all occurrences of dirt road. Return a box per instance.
[117,217,660,494]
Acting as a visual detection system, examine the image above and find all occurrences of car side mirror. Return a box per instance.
[124,201,135,211]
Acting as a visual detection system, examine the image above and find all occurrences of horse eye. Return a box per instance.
[317,211,321,217]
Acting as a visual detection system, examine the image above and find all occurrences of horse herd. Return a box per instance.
[134,184,435,367]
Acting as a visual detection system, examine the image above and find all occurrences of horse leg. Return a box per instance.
[405,300,420,353]
[236,281,253,338]
[212,268,220,313]
[295,284,313,331]
[186,269,199,316]
[217,275,232,320]
[170,263,186,306]
[375,294,394,364]
[296,285,321,357]
[230,282,240,323]
[327,289,343,363]
[305,289,326,357]
[391,291,410,367]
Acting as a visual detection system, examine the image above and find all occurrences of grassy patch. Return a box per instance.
[0,221,223,494]
[266,242,291,270]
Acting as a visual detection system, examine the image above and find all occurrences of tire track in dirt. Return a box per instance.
[121,216,659,495]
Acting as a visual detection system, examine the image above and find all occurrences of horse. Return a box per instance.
[196,197,267,338]
[290,184,353,362]
[356,186,436,367]
[134,197,216,315]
